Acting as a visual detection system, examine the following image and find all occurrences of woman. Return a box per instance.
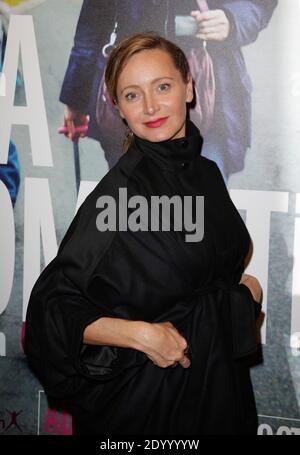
[25,32,262,435]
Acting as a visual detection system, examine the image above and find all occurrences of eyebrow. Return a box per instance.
[120,77,174,94]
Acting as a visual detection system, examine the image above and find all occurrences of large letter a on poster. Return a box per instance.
[0,15,52,166]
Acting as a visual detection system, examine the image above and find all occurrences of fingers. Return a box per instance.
[63,116,74,141]
[166,322,187,343]
[154,347,191,369]
[190,9,225,22]
[152,357,191,369]
[191,14,222,29]
[239,274,263,304]
[190,9,230,41]
[166,324,190,365]
[178,344,191,369]
[147,321,191,369]
[80,115,90,138]
[63,107,89,142]
[170,354,191,369]
[195,32,224,41]
[64,107,75,141]
[190,10,214,21]
[180,355,191,369]
[147,346,191,369]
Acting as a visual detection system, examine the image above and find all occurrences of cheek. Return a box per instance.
[165,92,187,111]
[121,103,142,121]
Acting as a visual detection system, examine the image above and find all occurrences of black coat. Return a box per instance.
[25,119,261,434]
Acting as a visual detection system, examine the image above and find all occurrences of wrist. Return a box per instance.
[221,7,237,44]
[66,105,88,117]
[131,320,153,354]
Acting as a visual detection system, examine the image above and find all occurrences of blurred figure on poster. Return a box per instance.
[0,13,21,206]
[60,0,278,181]
[0,0,47,205]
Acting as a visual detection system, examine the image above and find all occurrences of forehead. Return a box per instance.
[118,48,180,85]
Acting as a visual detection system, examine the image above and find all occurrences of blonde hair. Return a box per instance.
[104,31,191,153]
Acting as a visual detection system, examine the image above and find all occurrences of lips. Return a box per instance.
[143,117,169,128]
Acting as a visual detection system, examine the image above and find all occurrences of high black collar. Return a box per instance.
[131,118,203,171]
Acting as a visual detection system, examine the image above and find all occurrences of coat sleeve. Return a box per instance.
[221,0,278,48]
[24,183,148,402]
[207,159,262,358]
[59,0,116,111]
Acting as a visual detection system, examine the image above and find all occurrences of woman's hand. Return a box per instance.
[137,321,191,369]
[190,9,230,42]
[63,106,89,142]
[239,273,262,304]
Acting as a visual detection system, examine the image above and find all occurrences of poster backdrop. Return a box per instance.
[0,0,300,435]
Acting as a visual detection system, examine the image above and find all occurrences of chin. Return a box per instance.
[148,133,171,142]
[143,126,182,143]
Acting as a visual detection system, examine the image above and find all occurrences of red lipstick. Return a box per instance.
[143,117,169,128]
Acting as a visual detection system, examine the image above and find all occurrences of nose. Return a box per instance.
[143,92,159,116]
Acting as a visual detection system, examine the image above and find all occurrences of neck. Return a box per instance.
[130,119,203,171]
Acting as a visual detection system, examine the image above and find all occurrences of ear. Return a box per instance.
[119,111,125,120]
[114,101,125,120]
[186,73,194,103]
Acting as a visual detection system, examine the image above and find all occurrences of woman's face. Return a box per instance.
[116,48,193,142]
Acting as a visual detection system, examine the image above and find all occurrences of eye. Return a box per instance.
[158,83,171,92]
[125,92,138,101]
